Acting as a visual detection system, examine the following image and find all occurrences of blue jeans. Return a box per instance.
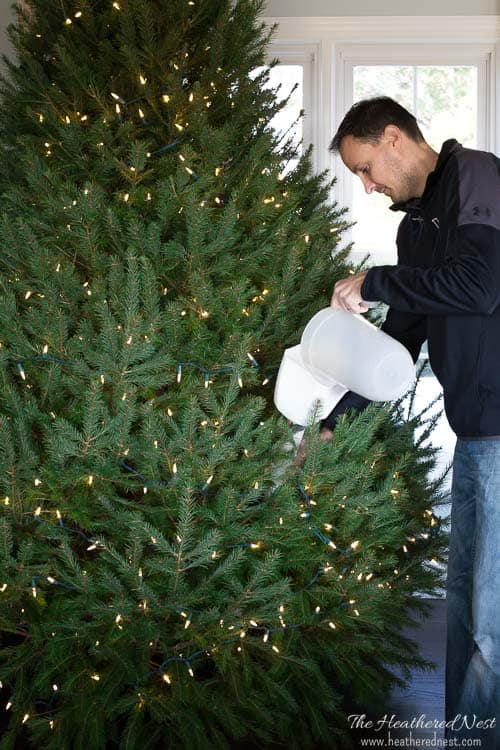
[445,439,500,748]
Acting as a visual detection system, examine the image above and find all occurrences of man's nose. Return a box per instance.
[359,174,377,194]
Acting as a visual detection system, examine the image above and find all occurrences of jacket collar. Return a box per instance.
[390,138,462,214]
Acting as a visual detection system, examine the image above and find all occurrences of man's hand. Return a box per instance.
[292,426,334,467]
[331,271,369,313]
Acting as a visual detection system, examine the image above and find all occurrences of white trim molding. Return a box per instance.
[264,16,500,44]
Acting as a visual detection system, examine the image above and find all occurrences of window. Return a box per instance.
[264,44,318,169]
[264,19,499,489]
[337,48,490,488]
[265,64,305,173]
[336,44,492,265]
[335,45,493,487]
[351,64,478,264]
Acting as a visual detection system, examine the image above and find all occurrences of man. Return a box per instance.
[325,96,500,747]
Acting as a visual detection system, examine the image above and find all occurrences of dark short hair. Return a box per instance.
[330,96,425,152]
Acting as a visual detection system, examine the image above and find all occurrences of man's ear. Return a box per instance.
[383,124,403,150]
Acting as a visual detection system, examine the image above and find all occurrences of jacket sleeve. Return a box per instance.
[320,390,371,431]
[361,224,500,316]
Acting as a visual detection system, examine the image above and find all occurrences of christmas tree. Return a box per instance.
[0,1,447,748]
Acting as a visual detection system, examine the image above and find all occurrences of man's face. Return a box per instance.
[339,132,418,204]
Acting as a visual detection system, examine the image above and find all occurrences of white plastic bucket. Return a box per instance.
[273,345,348,425]
[300,308,415,402]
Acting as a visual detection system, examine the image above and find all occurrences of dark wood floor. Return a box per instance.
[351,597,447,748]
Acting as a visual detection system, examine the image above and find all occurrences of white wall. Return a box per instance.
[264,0,500,15]
[2,2,499,57]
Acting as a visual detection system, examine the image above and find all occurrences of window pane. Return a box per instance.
[350,64,477,495]
[351,65,478,265]
[416,67,477,151]
[353,65,414,111]
[266,64,304,158]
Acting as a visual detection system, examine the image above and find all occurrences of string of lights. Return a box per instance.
[13,350,271,389]
[0,7,445,735]
[32,1,257,214]
[3,348,443,716]
[1,459,441,642]
[0,358,444,733]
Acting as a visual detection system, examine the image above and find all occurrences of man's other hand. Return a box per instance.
[292,426,334,468]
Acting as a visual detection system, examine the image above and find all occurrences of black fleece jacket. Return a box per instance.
[322,139,500,438]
